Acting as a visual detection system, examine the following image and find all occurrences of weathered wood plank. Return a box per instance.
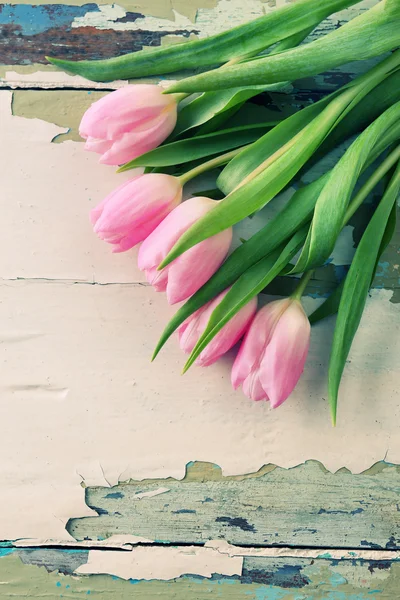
[0,4,199,64]
[0,0,380,89]
[1,549,400,597]
[68,461,400,549]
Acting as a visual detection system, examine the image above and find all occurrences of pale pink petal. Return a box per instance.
[80,85,176,140]
[231,299,290,390]
[259,300,310,408]
[165,227,232,304]
[242,370,269,402]
[196,297,257,366]
[137,197,216,271]
[84,137,112,154]
[178,302,214,355]
[94,175,181,235]
[144,266,169,292]
[99,110,177,166]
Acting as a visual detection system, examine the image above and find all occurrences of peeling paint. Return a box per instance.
[75,545,243,580]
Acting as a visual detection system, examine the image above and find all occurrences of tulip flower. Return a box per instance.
[178,290,257,366]
[138,197,232,304]
[91,174,182,252]
[232,298,310,407]
[80,85,178,165]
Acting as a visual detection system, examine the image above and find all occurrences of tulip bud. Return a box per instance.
[138,197,232,305]
[232,298,310,407]
[178,290,257,366]
[80,85,177,165]
[91,174,182,252]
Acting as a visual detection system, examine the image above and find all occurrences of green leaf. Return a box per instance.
[183,227,308,372]
[310,70,400,170]
[170,25,312,139]
[168,2,400,93]
[218,69,400,196]
[328,159,400,425]
[218,92,335,194]
[172,87,278,139]
[117,123,275,171]
[46,0,359,82]
[291,101,400,274]
[159,71,388,271]
[152,174,326,359]
[309,192,397,326]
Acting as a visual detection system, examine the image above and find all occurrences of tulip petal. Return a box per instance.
[94,175,181,235]
[196,297,257,366]
[99,110,177,166]
[79,85,176,140]
[84,137,112,154]
[231,299,290,390]
[166,228,232,304]
[259,300,310,408]
[242,370,269,401]
[144,266,169,292]
[138,197,216,271]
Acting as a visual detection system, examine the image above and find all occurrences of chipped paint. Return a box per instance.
[1,552,400,598]
[6,0,218,22]
[75,545,243,580]
[134,487,170,499]
[207,541,400,562]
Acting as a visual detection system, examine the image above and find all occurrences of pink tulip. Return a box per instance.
[91,174,182,253]
[232,298,310,407]
[178,290,257,366]
[138,197,232,304]
[80,85,177,165]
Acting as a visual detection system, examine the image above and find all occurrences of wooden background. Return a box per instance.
[1,0,400,597]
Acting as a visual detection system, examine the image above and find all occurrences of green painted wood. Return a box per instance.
[68,461,400,549]
[1,550,400,598]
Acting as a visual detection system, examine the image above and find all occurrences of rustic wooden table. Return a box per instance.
[1,0,399,597]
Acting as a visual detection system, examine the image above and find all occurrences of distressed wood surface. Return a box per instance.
[1,0,400,596]
[68,461,400,549]
[1,549,400,598]
[0,0,379,89]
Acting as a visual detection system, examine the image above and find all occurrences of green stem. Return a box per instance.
[178,145,251,186]
[291,270,314,300]
[344,143,400,224]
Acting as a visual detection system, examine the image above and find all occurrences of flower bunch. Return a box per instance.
[50,0,400,423]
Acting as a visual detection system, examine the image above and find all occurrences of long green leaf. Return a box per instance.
[172,87,276,139]
[183,228,308,372]
[117,123,275,171]
[328,160,400,425]
[153,175,327,359]
[160,64,394,272]
[218,92,337,194]
[155,120,400,358]
[221,69,400,195]
[311,70,400,168]
[47,0,359,82]
[171,25,314,138]
[168,1,400,93]
[292,101,400,274]
[308,198,397,325]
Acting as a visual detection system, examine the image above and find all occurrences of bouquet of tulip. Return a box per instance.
[48,0,400,424]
